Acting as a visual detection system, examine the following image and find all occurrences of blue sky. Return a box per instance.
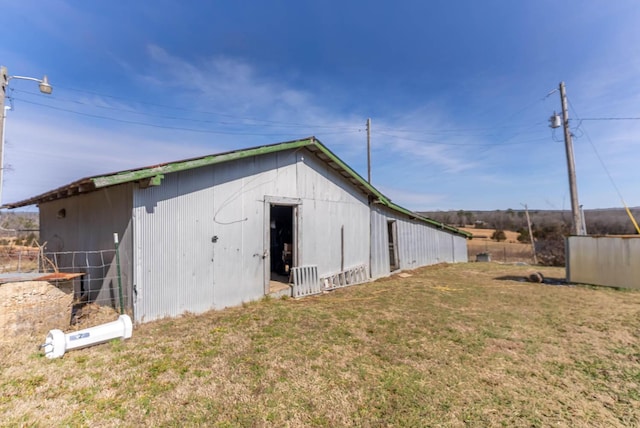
[2,1,640,211]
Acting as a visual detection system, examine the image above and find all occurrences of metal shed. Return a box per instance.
[5,137,470,323]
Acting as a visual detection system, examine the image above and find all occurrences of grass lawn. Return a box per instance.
[2,262,640,427]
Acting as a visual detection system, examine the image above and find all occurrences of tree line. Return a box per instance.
[420,208,640,266]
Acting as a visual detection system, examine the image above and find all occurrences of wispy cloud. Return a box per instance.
[133,46,478,176]
[2,45,491,208]
[377,185,445,210]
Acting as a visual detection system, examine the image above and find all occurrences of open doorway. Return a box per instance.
[269,204,295,289]
[388,220,399,271]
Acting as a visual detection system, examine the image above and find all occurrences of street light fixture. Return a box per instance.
[0,65,53,206]
[8,73,53,94]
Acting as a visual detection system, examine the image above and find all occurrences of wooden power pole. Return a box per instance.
[558,82,585,236]
[366,118,371,183]
[522,203,537,264]
[0,66,8,207]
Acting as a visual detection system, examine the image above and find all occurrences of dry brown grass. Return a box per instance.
[462,227,536,263]
[0,244,40,273]
[2,263,640,427]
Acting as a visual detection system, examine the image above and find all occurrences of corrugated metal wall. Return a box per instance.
[567,236,640,289]
[40,147,469,324]
[452,234,468,262]
[370,205,468,279]
[132,149,371,323]
[296,155,370,277]
[39,184,134,309]
[132,154,285,321]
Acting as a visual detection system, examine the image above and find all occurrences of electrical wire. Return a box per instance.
[567,97,640,233]
[580,117,640,121]
[13,85,552,143]
[373,124,533,134]
[568,99,623,199]
[41,84,361,130]
[374,95,548,138]
[9,97,362,137]
[11,84,566,171]
[374,130,548,147]
[11,88,360,130]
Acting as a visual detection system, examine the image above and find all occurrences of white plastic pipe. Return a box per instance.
[43,314,133,359]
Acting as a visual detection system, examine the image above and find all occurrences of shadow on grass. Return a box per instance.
[494,275,568,286]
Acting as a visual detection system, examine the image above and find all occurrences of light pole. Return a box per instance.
[0,66,52,206]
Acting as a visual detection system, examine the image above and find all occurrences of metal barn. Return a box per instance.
[6,137,469,323]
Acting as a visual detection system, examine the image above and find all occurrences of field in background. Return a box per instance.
[2,262,639,426]
[461,226,536,263]
[0,244,41,273]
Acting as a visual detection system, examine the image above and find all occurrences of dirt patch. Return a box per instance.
[0,281,73,339]
[0,281,120,342]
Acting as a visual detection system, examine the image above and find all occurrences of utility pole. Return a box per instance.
[521,203,537,265]
[366,118,371,183]
[0,66,9,207]
[558,82,585,236]
[0,66,52,206]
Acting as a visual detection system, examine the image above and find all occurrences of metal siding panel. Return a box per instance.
[439,229,454,263]
[370,206,389,278]
[369,205,467,278]
[212,161,249,308]
[567,236,640,289]
[453,235,468,262]
[133,151,301,321]
[212,156,283,308]
[297,155,370,278]
[133,168,216,322]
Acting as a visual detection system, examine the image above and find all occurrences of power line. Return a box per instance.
[43,84,360,130]
[374,95,548,136]
[373,121,546,136]
[38,84,557,136]
[580,117,640,121]
[567,98,627,202]
[373,124,535,134]
[12,98,361,137]
[374,130,547,147]
[13,91,545,146]
[12,88,358,129]
[12,83,566,149]
[375,117,548,148]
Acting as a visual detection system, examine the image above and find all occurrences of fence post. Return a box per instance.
[114,233,124,314]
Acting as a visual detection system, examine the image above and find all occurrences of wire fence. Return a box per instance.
[0,245,41,273]
[0,248,123,338]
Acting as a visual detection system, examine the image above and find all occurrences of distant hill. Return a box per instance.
[0,212,39,234]
[419,208,640,235]
[1,208,638,237]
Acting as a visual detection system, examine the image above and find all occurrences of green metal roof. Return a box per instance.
[4,136,470,238]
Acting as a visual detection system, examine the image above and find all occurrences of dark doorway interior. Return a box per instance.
[388,220,399,271]
[270,205,294,282]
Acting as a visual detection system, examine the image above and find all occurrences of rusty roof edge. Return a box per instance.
[4,136,471,238]
[3,137,316,209]
[1,178,97,209]
[92,137,315,188]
